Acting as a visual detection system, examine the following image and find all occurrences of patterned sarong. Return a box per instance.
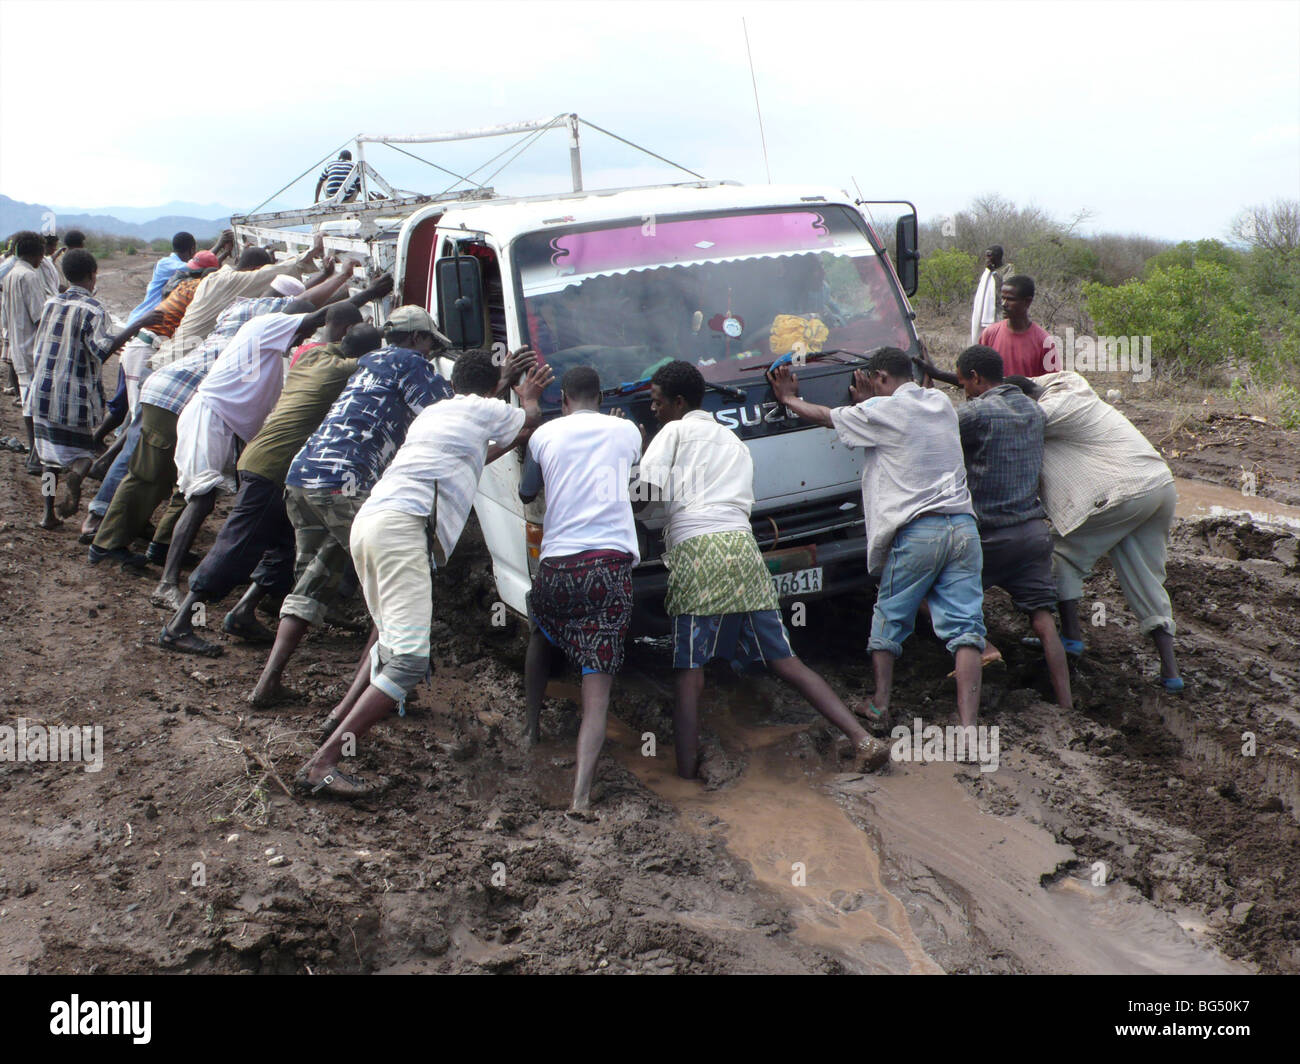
[664,530,778,617]
[528,550,634,674]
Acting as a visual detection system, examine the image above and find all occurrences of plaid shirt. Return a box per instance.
[956,383,1046,529]
[151,293,292,369]
[29,285,114,432]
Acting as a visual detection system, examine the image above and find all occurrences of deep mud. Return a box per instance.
[0,258,1296,974]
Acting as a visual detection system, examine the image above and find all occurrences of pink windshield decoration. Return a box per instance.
[547,212,833,274]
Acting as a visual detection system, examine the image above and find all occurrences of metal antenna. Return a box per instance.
[743,18,772,183]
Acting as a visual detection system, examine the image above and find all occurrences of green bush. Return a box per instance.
[916,247,977,314]
[1084,262,1264,379]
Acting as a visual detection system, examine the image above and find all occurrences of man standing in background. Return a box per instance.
[970,245,1012,344]
[2,231,49,472]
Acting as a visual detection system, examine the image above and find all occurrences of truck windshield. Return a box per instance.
[512,205,913,396]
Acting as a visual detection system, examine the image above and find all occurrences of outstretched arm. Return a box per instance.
[767,365,835,429]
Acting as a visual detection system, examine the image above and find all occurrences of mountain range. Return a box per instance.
[0,195,235,241]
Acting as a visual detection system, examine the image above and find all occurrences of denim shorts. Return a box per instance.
[869,513,986,657]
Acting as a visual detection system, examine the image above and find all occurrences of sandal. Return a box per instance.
[222,612,275,644]
[1022,636,1084,657]
[1158,676,1185,694]
[294,767,370,799]
[157,626,224,657]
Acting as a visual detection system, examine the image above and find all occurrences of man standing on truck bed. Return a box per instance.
[633,360,891,779]
[519,366,643,813]
[769,348,986,728]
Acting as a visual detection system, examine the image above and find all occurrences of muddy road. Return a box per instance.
[0,260,1297,974]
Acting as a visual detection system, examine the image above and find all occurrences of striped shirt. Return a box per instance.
[150,276,204,341]
[2,259,48,365]
[319,159,357,199]
[29,285,115,436]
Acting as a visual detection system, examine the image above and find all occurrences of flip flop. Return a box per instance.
[1158,676,1185,694]
[157,626,224,657]
[854,700,892,737]
[222,612,275,644]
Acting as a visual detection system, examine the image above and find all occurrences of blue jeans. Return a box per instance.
[869,513,986,657]
[89,407,143,517]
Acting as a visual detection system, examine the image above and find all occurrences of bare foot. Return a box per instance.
[855,735,892,773]
[55,473,83,519]
[149,581,182,611]
[38,513,63,531]
[247,680,304,708]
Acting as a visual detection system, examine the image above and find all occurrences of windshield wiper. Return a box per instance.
[739,348,868,375]
[603,377,746,401]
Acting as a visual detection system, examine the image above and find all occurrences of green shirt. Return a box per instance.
[237,343,359,485]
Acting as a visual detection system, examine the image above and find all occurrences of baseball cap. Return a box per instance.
[384,305,435,334]
[187,251,220,270]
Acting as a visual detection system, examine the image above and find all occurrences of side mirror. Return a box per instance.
[895,213,919,297]
[435,255,485,349]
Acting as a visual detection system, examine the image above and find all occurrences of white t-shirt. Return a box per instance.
[637,409,755,551]
[528,409,642,562]
[196,312,304,443]
[361,393,526,562]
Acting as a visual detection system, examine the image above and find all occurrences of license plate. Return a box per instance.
[772,566,823,597]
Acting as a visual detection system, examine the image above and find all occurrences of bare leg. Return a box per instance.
[320,628,379,731]
[571,672,613,811]
[870,649,897,716]
[303,683,398,782]
[672,667,705,779]
[769,656,869,745]
[523,630,550,745]
[39,465,61,529]
[249,616,311,705]
[159,491,215,587]
[1030,608,1073,710]
[55,456,92,519]
[1151,626,1180,681]
[953,646,982,726]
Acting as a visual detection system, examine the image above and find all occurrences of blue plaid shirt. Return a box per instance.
[287,345,452,493]
[30,286,114,433]
[956,383,1047,529]
[140,295,292,415]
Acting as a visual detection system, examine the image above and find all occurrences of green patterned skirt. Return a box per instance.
[664,529,778,617]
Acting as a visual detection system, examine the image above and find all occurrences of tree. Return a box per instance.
[1084,262,1264,379]
[1230,199,1300,253]
[915,248,978,315]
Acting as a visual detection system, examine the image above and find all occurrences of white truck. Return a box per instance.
[232,116,922,630]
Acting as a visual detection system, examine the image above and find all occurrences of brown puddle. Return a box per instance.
[604,702,941,974]
[1174,476,1300,531]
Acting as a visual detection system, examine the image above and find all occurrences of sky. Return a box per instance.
[1,0,1297,241]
